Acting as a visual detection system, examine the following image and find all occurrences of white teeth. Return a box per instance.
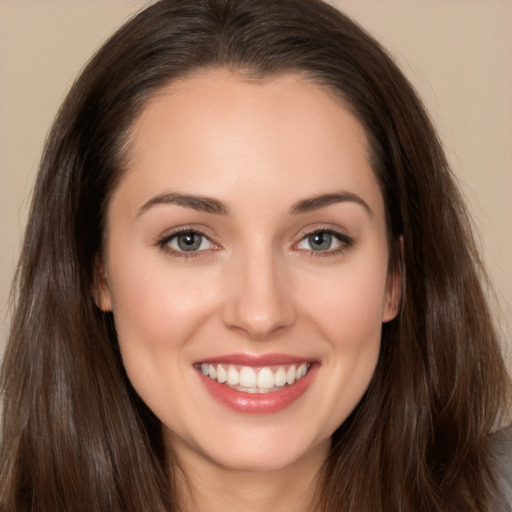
[286,365,296,385]
[239,367,257,388]
[257,367,274,389]
[227,366,239,385]
[297,363,307,379]
[216,364,227,383]
[274,367,287,387]
[200,362,311,391]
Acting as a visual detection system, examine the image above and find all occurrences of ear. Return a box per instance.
[382,236,404,323]
[92,257,112,312]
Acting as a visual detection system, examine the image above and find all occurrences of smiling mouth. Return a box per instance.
[198,362,312,393]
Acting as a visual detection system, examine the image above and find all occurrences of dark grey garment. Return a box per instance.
[492,424,512,511]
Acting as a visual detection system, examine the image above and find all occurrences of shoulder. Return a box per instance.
[491,424,512,512]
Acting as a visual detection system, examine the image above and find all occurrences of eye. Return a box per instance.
[296,229,353,254]
[160,230,216,254]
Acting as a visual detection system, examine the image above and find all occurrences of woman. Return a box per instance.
[1,0,510,510]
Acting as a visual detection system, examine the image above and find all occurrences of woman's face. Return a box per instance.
[96,70,400,474]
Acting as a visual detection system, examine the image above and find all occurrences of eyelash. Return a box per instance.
[157,227,219,259]
[294,228,355,257]
[156,227,354,259]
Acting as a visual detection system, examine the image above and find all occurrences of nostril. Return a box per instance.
[221,296,296,340]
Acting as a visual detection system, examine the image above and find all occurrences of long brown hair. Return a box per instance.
[1,1,510,510]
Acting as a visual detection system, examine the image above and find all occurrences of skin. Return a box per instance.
[95,70,401,512]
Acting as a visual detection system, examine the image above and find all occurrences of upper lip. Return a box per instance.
[196,353,314,366]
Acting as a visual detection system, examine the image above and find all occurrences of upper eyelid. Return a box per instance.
[162,229,212,243]
[294,224,351,240]
[157,225,217,243]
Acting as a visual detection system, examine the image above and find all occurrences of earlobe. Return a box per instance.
[382,236,404,323]
[382,269,402,322]
[92,258,113,312]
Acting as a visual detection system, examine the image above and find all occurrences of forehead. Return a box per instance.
[113,69,383,218]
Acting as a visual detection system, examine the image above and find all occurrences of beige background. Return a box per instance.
[1,1,511,358]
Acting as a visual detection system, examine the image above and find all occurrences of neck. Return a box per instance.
[171,440,328,512]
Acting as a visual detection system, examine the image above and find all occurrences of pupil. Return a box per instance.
[309,232,332,250]
[177,233,201,251]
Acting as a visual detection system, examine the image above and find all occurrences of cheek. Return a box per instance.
[108,262,224,424]
[298,257,389,347]
[293,255,388,420]
[107,255,220,377]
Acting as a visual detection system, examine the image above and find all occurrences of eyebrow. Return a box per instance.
[290,192,372,215]
[137,190,371,218]
[137,192,229,217]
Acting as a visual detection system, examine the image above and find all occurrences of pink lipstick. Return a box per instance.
[195,353,317,414]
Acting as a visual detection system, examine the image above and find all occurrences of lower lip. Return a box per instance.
[197,365,317,414]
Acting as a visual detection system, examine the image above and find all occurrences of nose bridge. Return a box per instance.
[222,240,295,339]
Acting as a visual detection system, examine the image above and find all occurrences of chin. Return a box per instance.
[183,426,331,474]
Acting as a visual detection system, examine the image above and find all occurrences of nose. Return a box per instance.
[221,249,297,340]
